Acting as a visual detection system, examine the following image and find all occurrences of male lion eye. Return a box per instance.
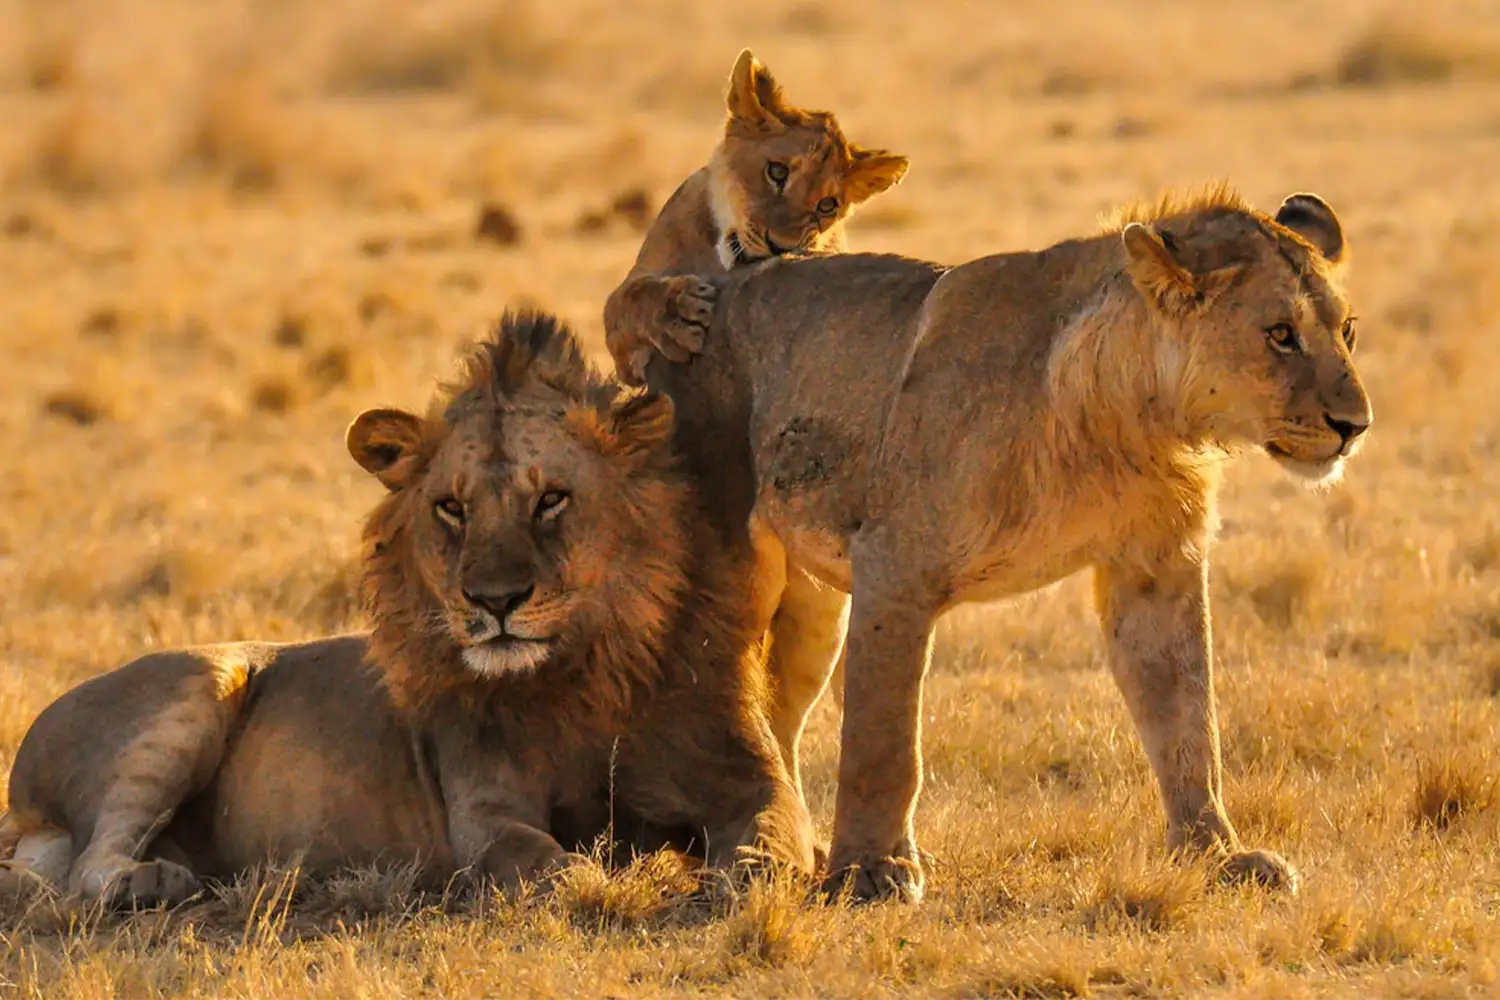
[535,490,570,521]
[1265,323,1299,353]
[1341,318,1357,352]
[434,497,465,525]
[765,161,789,188]
[816,196,839,216]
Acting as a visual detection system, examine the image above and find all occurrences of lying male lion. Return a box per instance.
[0,312,815,907]
[604,48,908,383]
[640,188,1374,903]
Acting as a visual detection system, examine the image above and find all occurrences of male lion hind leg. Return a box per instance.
[766,565,850,802]
[1094,559,1300,894]
[602,274,718,384]
[7,649,257,908]
[823,558,938,905]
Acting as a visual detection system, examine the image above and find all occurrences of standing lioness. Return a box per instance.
[642,188,1373,902]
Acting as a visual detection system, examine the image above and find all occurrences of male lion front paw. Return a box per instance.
[86,859,201,909]
[1220,848,1300,894]
[821,847,925,904]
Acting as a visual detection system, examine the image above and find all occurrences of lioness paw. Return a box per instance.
[1220,848,1300,895]
[821,848,924,905]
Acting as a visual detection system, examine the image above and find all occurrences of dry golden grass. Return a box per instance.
[2,0,1500,995]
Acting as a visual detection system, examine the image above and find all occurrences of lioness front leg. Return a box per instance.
[1094,557,1299,893]
[603,274,718,384]
[823,558,936,903]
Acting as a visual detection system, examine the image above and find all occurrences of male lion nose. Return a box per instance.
[1325,413,1370,446]
[464,585,534,623]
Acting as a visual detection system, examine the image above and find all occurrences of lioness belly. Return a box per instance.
[167,641,452,878]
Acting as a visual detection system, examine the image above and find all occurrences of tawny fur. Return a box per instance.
[638,186,1372,903]
[602,49,907,383]
[0,312,815,908]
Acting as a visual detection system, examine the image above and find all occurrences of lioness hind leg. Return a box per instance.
[1093,559,1299,894]
[0,825,72,907]
[767,566,850,798]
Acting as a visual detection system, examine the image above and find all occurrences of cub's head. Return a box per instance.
[349,312,690,707]
[709,49,909,268]
[1121,190,1373,486]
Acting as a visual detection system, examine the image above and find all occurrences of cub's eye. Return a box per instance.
[534,489,570,522]
[1265,323,1299,354]
[434,497,465,526]
[765,161,789,189]
[816,196,839,216]
[1341,317,1357,352]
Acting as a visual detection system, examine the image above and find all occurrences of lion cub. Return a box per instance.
[0,313,814,908]
[603,49,908,383]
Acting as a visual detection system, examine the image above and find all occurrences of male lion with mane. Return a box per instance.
[0,312,814,908]
[639,187,1373,903]
[603,48,908,383]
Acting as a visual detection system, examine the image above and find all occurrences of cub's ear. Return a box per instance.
[1274,192,1345,265]
[845,146,909,205]
[726,49,789,129]
[347,408,425,490]
[578,388,675,458]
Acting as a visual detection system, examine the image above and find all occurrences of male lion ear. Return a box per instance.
[845,147,910,205]
[598,389,676,456]
[1274,192,1346,266]
[1122,222,1201,316]
[347,407,425,490]
[726,49,790,130]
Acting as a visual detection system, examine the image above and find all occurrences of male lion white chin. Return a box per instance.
[462,640,551,678]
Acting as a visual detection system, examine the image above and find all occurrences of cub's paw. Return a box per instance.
[1220,848,1300,894]
[87,860,201,909]
[821,845,925,904]
[652,276,717,361]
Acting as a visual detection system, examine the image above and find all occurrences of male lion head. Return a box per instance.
[1119,190,1373,485]
[709,49,909,268]
[347,312,690,711]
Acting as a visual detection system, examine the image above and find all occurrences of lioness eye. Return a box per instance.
[535,490,570,521]
[816,196,839,216]
[1341,317,1357,352]
[434,497,465,525]
[1265,323,1299,353]
[765,161,789,188]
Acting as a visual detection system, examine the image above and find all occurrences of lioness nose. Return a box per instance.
[1325,413,1370,445]
[464,585,534,622]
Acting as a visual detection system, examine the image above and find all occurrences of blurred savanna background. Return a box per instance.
[2,0,1500,995]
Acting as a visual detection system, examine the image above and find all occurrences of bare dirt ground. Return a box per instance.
[2,0,1499,995]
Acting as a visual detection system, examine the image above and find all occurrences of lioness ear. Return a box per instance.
[1122,222,1200,316]
[726,49,789,129]
[1274,192,1345,265]
[347,407,425,490]
[593,389,675,457]
[845,147,910,205]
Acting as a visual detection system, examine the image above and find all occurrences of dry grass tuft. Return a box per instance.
[1412,748,1497,831]
[547,850,700,933]
[720,871,818,969]
[474,202,523,246]
[1082,857,1204,933]
[1333,18,1500,87]
[41,388,109,427]
[248,374,302,415]
[177,79,296,193]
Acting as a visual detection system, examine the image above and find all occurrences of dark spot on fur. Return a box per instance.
[769,416,844,494]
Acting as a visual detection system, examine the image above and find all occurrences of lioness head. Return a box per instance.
[709,49,909,268]
[1120,191,1373,485]
[348,313,689,699]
